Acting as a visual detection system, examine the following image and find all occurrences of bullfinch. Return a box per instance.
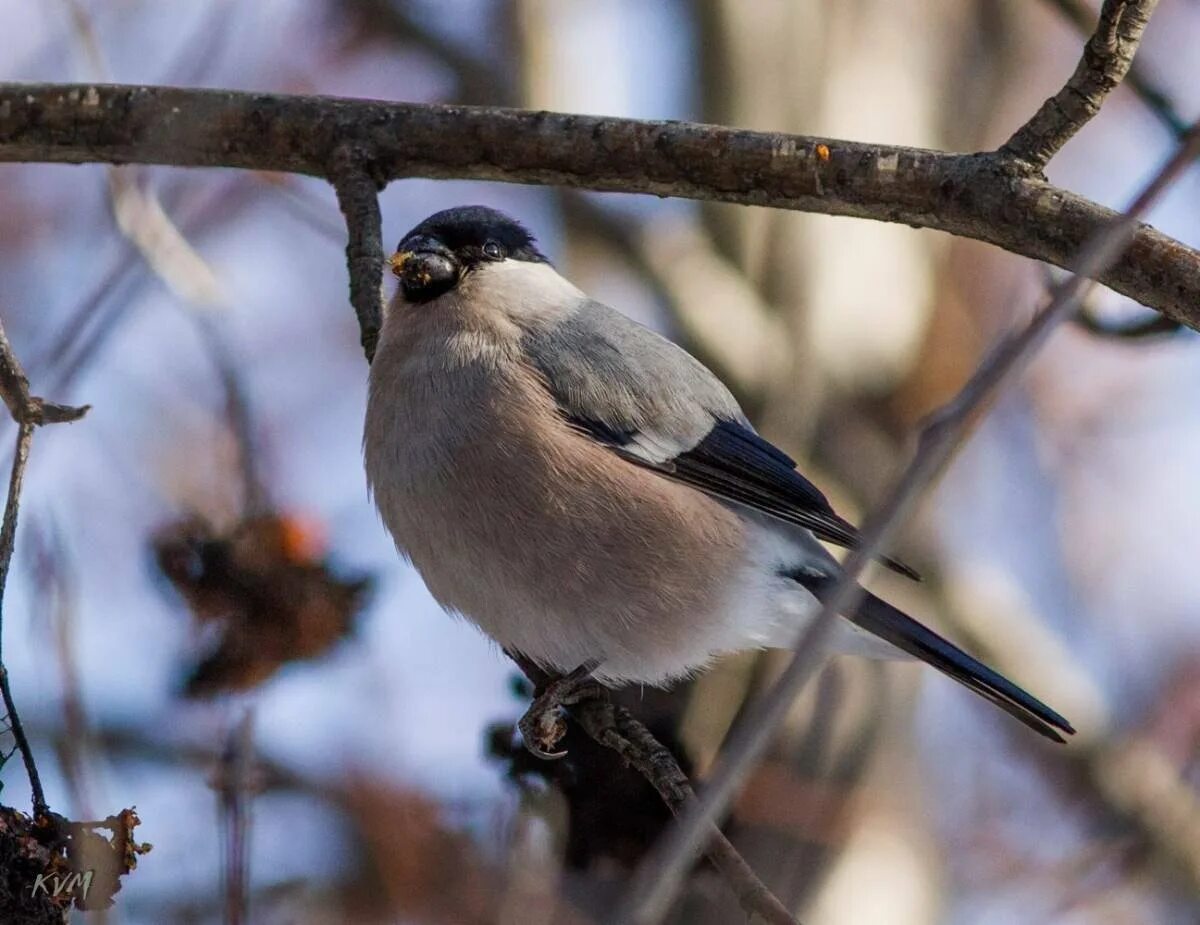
[363,205,1074,755]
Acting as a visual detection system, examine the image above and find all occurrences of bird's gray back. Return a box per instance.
[522,299,747,461]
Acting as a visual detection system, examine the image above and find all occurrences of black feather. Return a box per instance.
[399,205,548,263]
[662,420,920,580]
[795,573,1074,742]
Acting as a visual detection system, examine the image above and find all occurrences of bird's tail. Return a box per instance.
[801,575,1074,742]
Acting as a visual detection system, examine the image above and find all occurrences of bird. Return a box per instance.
[363,204,1074,756]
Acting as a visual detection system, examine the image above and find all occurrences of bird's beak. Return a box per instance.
[389,251,414,278]
[390,238,459,299]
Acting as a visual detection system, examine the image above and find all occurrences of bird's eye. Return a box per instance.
[482,240,505,260]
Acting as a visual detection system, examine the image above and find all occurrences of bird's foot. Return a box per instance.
[518,662,604,760]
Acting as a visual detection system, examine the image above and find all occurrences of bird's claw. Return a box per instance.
[517,668,604,760]
[518,708,569,760]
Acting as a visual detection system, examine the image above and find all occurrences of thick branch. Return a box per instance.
[2,84,1199,333]
[1004,0,1160,167]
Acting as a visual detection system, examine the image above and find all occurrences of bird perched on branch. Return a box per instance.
[364,205,1073,757]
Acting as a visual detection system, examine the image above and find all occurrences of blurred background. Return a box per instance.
[1,0,1199,922]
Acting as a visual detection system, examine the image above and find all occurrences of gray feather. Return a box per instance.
[521,298,921,581]
[523,300,743,461]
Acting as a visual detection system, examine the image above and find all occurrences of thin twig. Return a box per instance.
[613,120,1200,925]
[0,330,90,429]
[29,173,257,398]
[0,423,43,817]
[192,317,268,516]
[215,710,255,925]
[1047,264,1186,339]
[0,319,88,820]
[1040,0,1190,139]
[107,169,227,308]
[60,1,223,308]
[1003,0,1161,168]
[107,168,266,514]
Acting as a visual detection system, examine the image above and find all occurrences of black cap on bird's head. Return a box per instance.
[391,206,548,303]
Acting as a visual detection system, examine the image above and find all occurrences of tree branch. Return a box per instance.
[2,84,1199,333]
[508,657,796,925]
[1034,264,1186,340]
[0,330,90,428]
[0,319,89,820]
[1004,0,1161,168]
[573,700,797,925]
[613,120,1200,925]
[214,710,255,925]
[510,655,797,924]
[331,155,384,363]
[0,424,42,819]
[1040,0,1190,139]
